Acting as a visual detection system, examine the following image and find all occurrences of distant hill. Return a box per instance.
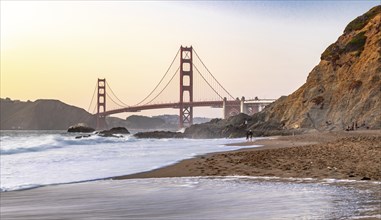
[125,115,211,130]
[153,115,211,125]
[125,115,168,129]
[0,98,211,130]
[0,98,97,130]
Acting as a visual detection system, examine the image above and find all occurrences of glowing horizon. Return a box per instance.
[1,1,380,118]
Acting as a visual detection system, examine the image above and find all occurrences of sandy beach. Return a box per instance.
[115,130,381,181]
[2,130,381,219]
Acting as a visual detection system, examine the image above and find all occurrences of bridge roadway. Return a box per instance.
[99,98,275,117]
[99,100,240,116]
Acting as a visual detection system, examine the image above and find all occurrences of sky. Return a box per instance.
[1,0,380,118]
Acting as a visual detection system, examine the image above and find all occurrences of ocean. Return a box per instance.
[0,130,258,191]
[1,130,380,219]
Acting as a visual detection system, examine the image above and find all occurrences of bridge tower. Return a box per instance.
[96,78,107,130]
[179,46,193,128]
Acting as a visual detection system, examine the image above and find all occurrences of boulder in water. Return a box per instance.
[98,127,130,137]
[99,127,130,135]
[68,123,95,133]
[75,134,92,139]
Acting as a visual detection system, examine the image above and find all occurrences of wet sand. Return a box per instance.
[115,130,381,181]
[2,177,380,220]
[2,130,380,220]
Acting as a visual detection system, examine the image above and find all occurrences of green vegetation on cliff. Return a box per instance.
[344,5,381,33]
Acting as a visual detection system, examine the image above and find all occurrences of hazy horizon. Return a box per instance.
[1,1,380,118]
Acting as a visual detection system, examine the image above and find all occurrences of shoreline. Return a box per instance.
[2,130,380,220]
[113,130,381,181]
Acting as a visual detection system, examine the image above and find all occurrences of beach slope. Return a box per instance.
[116,130,381,181]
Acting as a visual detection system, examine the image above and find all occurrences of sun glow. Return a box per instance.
[1,1,379,117]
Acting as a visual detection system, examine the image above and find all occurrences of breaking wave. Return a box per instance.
[0,134,134,155]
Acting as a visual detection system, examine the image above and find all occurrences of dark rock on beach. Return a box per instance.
[67,123,95,133]
[98,127,130,137]
[183,113,295,139]
[100,127,130,135]
[73,127,130,138]
[183,114,250,139]
[75,134,92,139]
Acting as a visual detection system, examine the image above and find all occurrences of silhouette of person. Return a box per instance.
[246,130,253,141]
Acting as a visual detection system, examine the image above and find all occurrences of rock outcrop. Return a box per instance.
[68,123,95,133]
[99,127,130,137]
[250,6,381,132]
[184,113,294,138]
[184,114,251,138]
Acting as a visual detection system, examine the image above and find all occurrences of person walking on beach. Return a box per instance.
[246,130,253,142]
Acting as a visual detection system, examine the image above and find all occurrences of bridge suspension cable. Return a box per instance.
[144,67,180,105]
[87,81,98,113]
[106,93,128,108]
[193,48,235,100]
[134,48,181,106]
[105,81,130,107]
[193,64,223,100]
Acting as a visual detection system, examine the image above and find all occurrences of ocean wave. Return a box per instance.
[0,134,135,155]
[206,176,381,185]
[1,184,44,192]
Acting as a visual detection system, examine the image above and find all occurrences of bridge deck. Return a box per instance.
[99,101,229,116]
[99,99,274,116]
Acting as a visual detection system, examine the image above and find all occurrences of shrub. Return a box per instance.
[344,31,367,53]
[321,30,369,61]
[321,43,342,61]
[344,5,381,34]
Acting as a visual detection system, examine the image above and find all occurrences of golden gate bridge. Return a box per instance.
[87,46,275,129]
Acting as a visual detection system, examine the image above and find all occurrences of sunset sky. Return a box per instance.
[1,1,380,118]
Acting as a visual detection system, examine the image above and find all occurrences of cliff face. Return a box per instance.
[251,6,381,131]
[0,98,97,130]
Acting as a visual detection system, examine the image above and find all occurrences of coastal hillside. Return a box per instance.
[0,98,97,130]
[250,5,381,131]
[0,98,210,130]
[125,115,169,130]
[185,6,381,137]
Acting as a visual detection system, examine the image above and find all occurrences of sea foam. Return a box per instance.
[0,131,256,191]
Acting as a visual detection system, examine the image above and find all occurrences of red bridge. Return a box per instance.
[88,46,275,129]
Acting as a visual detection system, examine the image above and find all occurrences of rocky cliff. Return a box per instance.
[251,5,381,132]
[185,6,381,138]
